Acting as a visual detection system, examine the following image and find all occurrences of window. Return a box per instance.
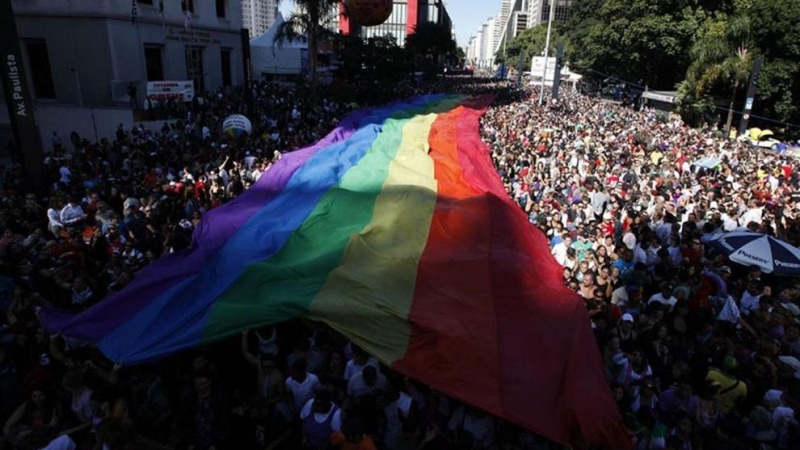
[182,0,194,13]
[220,49,232,86]
[185,46,204,93]
[144,45,164,81]
[25,41,55,99]
[215,0,226,18]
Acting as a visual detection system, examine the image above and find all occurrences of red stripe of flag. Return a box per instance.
[397,96,631,449]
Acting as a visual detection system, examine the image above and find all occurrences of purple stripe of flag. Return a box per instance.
[40,111,371,341]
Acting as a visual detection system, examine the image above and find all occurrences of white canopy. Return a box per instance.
[250,12,306,76]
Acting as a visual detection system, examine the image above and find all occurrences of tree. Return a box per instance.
[455,47,466,66]
[684,13,753,134]
[564,0,708,89]
[274,0,340,92]
[501,24,563,68]
[405,22,457,76]
[561,0,799,126]
[749,0,800,123]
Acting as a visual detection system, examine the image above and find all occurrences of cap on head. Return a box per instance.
[621,313,634,323]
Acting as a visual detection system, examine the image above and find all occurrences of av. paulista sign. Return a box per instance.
[4,54,29,118]
[0,0,45,191]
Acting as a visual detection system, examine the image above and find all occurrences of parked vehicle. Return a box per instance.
[738,128,782,150]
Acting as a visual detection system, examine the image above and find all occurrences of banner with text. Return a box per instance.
[146,80,195,102]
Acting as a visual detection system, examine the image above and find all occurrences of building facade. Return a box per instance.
[464,17,496,70]
[477,17,496,69]
[528,0,573,27]
[242,0,278,38]
[6,0,244,108]
[494,0,512,56]
[465,35,478,66]
[338,0,452,48]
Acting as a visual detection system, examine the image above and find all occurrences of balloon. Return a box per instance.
[346,0,393,27]
[222,114,252,140]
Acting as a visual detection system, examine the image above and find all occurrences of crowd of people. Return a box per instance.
[0,77,798,450]
[483,89,800,449]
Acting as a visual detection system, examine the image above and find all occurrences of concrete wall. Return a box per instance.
[34,104,133,149]
[15,16,114,105]
[0,102,177,156]
[11,0,114,17]
[12,0,242,29]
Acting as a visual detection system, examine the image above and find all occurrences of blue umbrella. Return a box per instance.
[708,231,800,276]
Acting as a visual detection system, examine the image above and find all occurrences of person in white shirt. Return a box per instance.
[551,234,571,267]
[59,200,86,225]
[347,366,387,398]
[47,208,64,236]
[300,391,342,450]
[382,385,414,449]
[285,360,320,414]
[343,347,379,381]
[59,166,71,185]
[648,283,677,310]
[740,281,763,314]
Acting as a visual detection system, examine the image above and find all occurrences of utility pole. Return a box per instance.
[240,28,253,118]
[538,0,556,106]
[550,41,565,101]
[737,55,762,139]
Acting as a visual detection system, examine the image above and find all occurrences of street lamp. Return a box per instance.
[538,0,556,106]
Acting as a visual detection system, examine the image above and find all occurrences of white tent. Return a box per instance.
[250,12,306,77]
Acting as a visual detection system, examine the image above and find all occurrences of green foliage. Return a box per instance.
[501,25,563,67]
[564,0,709,88]
[455,47,466,65]
[756,59,800,122]
[405,22,457,57]
[334,33,410,84]
[749,0,800,122]
[274,0,341,90]
[674,80,719,126]
[682,11,752,131]
[564,0,800,125]
[405,22,458,77]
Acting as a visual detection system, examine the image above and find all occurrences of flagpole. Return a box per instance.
[538,0,556,106]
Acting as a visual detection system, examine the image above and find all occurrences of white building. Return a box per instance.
[465,16,500,69]
[477,17,496,68]
[494,0,512,55]
[1,0,245,147]
[243,0,279,38]
[494,0,531,62]
[528,0,573,27]
[466,36,478,66]
[7,0,244,106]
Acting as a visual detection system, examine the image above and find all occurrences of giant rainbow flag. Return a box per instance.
[42,95,630,448]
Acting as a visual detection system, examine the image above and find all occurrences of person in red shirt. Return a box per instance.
[682,237,704,266]
[330,419,376,450]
